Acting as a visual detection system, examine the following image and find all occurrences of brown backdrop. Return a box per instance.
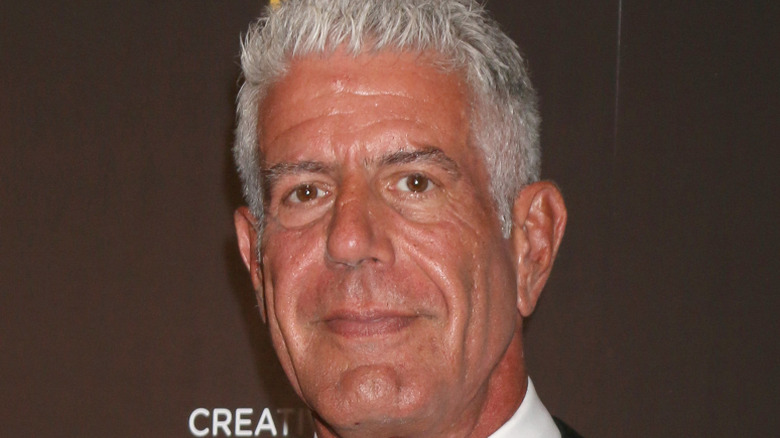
[2,1,778,436]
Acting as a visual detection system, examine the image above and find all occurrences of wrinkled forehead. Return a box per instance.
[262,48,469,108]
[256,48,474,151]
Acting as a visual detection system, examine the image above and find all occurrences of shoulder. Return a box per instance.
[553,417,584,438]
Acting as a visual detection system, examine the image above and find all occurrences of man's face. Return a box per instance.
[245,50,521,435]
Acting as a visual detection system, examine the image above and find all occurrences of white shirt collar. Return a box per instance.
[487,378,561,438]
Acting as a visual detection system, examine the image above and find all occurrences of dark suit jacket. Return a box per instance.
[553,417,584,438]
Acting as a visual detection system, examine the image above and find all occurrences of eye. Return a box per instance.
[286,183,326,203]
[396,173,434,193]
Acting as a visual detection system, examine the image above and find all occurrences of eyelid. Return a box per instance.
[283,182,330,204]
[394,173,437,193]
[262,161,333,205]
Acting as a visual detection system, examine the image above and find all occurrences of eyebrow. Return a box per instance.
[261,145,461,187]
[376,146,461,177]
[262,161,333,188]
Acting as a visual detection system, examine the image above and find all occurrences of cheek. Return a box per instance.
[261,224,326,321]
[403,202,508,302]
[410,197,516,332]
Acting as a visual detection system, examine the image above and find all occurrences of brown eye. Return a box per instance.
[397,174,433,193]
[289,184,322,203]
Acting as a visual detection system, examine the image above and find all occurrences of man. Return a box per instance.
[232,1,578,437]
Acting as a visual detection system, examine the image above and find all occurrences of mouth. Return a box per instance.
[323,312,417,338]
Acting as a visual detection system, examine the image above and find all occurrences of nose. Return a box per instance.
[326,181,394,267]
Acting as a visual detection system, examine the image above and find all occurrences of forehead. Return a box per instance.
[257,50,472,162]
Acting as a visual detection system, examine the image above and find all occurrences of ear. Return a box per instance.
[510,181,567,317]
[234,206,266,322]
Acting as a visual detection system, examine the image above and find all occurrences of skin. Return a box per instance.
[234,49,567,438]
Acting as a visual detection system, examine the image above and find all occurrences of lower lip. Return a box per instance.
[325,316,415,338]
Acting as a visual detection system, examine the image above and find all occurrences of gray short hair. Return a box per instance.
[234,0,540,236]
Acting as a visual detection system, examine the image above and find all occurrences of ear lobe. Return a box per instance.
[234,206,266,322]
[511,182,567,317]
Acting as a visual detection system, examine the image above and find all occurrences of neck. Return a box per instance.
[467,331,528,438]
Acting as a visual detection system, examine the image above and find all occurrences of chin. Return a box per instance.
[305,364,444,436]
